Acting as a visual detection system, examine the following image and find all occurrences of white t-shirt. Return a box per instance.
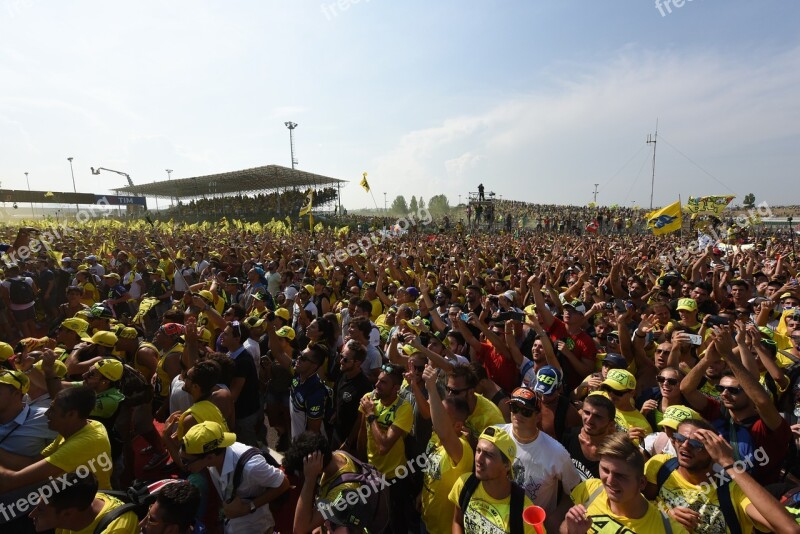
[643,431,677,458]
[266,271,281,297]
[244,338,261,369]
[496,423,581,516]
[170,375,193,414]
[209,442,285,534]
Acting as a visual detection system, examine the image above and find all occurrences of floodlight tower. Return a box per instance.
[284,122,298,169]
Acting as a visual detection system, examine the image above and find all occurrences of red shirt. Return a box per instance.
[546,317,598,391]
[476,341,520,395]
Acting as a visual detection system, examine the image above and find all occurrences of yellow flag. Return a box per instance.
[48,249,63,264]
[299,189,314,217]
[360,172,370,192]
[684,195,735,216]
[645,200,682,235]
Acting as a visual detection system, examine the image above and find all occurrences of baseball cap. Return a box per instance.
[252,290,268,302]
[402,344,420,356]
[602,369,637,392]
[563,300,586,314]
[182,421,236,455]
[302,284,315,295]
[479,426,516,462]
[658,405,703,430]
[274,308,291,322]
[33,359,68,379]
[94,359,124,381]
[159,323,186,337]
[87,331,119,348]
[275,326,296,340]
[0,370,30,394]
[103,273,121,282]
[501,290,516,302]
[602,352,628,369]
[115,326,139,340]
[89,305,114,319]
[401,317,430,335]
[197,290,214,303]
[532,366,562,396]
[406,287,420,299]
[509,386,541,409]
[676,298,698,312]
[244,317,265,329]
[0,342,14,362]
[523,304,537,316]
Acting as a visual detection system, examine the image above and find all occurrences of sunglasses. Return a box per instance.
[180,454,204,468]
[715,385,744,395]
[606,335,620,343]
[445,385,472,395]
[413,365,426,372]
[509,404,536,417]
[654,348,670,354]
[297,355,317,365]
[657,376,679,386]
[672,432,705,451]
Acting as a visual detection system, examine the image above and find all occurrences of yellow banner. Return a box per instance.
[645,200,682,235]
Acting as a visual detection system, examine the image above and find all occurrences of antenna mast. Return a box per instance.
[647,119,658,210]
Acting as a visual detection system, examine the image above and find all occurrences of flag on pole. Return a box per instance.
[360,172,370,193]
[645,200,683,235]
[299,188,314,217]
[684,195,735,216]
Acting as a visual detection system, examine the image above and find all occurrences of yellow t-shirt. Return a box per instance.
[80,282,99,307]
[56,493,139,534]
[614,408,653,434]
[316,451,363,523]
[369,298,383,321]
[421,434,473,534]
[42,420,113,490]
[571,478,688,534]
[176,399,228,440]
[464,393,505,441]
[154,343,183,399]
[645,454,758,534]
[359,393,413,479]
[448,472,537,534]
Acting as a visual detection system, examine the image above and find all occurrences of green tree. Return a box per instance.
[428,194,450,217]
[743,193,755,209]
[391,195,409,215]
[418,197,425,210]
[409,196,418,214]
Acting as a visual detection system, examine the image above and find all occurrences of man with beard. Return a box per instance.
[505,318,560,389]
[560,393,617,481]
[496,386,580,533]
[643,419,799,534]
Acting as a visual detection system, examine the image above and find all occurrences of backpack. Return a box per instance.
[458,474,525,534]
[655,457,740,534]
[8,277,34,305]
[95,480,208,534]
[117,363,154,406]
[319,450,390,532]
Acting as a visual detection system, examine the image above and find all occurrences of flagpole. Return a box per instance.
[679,194,682,241]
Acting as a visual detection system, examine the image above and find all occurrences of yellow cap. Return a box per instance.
[275,326,296,340]
[0,342,14,362]
[182,421,236,455]
[479,425,516,462]
[33,359,68,379]
[658,405,703,430]
[0,370,30,394]
[602,369,637,392]
[94,358,124,381]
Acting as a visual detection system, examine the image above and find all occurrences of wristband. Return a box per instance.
[721,463,736,471]
[367,414,377,424]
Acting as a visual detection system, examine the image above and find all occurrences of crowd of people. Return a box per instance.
[1,208,800,534]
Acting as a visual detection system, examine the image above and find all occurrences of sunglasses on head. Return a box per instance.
[715,384,744,395]
[672,432,705,451]
[657,376,679,386]
[509,404,536,417]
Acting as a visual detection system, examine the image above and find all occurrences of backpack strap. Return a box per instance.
[509,482,526,534]
[778,349,800,364]
[717,482,743,534]
[660,511,673,534]
[458,474,481,513]
[93,503,139,534]
[555,395,569,440]
[229,447,264,503]
[583,485,604,509]
[656,457,680,492]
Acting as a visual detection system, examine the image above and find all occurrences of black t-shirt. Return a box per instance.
[333,371,373,444]
[231,346,261,418]
[561,427,599,482]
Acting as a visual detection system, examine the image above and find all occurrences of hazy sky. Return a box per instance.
[1,1,799,212]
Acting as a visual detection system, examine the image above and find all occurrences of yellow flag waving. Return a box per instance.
[299,188,314,217]
[360,172,370,193]
[646,200,682,235]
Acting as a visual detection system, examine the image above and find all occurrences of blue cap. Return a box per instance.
[533,365,562,396]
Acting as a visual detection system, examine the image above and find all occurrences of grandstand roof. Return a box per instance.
[112,165,347,199]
